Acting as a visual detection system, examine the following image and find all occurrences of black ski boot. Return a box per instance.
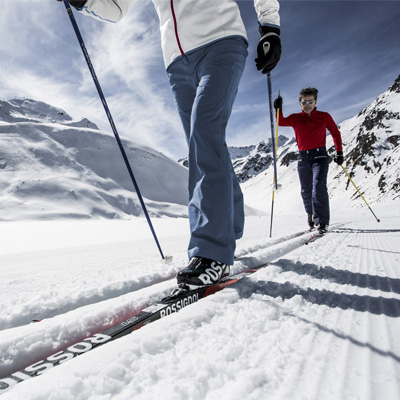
[308,214,314,229]
[177,256,230,286]
[318,223,328,234]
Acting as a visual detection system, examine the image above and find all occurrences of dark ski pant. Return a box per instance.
[167,37,248,265]
[297,147,330,225]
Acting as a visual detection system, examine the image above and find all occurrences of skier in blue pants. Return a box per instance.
[58,0,282,286]
[274,88,344,233]
[297,148,330,229]
[168,38,248,270]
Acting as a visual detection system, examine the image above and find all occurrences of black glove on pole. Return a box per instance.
[255,26,282,74]
[61,0,166,260]
[57,0,87,7]
[274,96,282,112]
[334,151,344,165]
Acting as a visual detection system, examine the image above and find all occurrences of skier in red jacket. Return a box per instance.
[274,88,344,233]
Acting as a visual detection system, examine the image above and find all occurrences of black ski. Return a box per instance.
[0,263,268,394]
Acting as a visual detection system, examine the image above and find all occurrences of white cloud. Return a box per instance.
[0,0,187,159]
[1,0,400,160]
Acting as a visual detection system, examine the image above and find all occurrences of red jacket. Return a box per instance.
[278,108,343,152]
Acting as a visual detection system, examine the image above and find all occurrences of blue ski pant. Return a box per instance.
[167,37,248,265]
[297,147,330,225]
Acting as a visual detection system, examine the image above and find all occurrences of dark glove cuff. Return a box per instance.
[259,25,281,37]
[69,0,87,7]
[337,151,343,156]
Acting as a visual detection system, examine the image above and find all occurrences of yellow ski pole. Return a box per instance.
[341,164,380,222]
[269,90,281,237]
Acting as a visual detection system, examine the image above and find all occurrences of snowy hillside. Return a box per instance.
[0,99,189,220]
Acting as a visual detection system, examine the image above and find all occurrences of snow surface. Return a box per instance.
[1,82,399,399]
[1,201,400,400]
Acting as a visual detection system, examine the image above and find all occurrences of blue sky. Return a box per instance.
[1,1,399,160]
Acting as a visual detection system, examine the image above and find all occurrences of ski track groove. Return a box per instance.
[343,241,370,400]
[337,223,400,399]
[315,228,373,399]
[290,308,339,400]
[365,231,400,400]
[253,228,352,399]
[270,223,400,399]
[281,311,324,400]
[365,232,400,399]
[0,267,180,331]
[307,237,360,400]
[0,230,313,332]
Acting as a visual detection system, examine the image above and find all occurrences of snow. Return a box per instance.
[1,201,400,399]
[1,82,400,399]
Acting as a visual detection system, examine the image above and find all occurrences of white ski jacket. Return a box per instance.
[77,0,280,68]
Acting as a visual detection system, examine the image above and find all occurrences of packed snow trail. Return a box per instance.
[0,226,320,383]
[0,206,399,399]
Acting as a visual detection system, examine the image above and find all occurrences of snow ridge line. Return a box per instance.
[233,229,323,271]
[0,229,323,395]
[0,270,180,332]
[234,228,314,259]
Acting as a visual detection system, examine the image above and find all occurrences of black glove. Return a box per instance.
[57,0,87,7]
[274,96,283,111]
[334,151,344,165]
[255,26,282,74]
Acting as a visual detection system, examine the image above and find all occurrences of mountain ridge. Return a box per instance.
[1,75,398,220]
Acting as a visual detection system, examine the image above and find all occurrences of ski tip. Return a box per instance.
[163,255,173,264]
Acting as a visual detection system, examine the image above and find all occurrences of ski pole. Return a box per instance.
[269,104,279,238]
[267,73,278,191]
[62,1,168,260]
[267,73,278,237]
[340,164,380,222]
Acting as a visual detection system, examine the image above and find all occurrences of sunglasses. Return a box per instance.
[300,100,316,106]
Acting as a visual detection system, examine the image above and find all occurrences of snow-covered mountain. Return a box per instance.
[178,136,291,182]
[0,98,189,220]
[1,75,398,221]
[231,135,290,182]
[335,75,400,202]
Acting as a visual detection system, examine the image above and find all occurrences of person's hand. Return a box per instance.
[56,0,87,7]
[334,151,344,165]
[274,96,283,111]
[255,26,282,74]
